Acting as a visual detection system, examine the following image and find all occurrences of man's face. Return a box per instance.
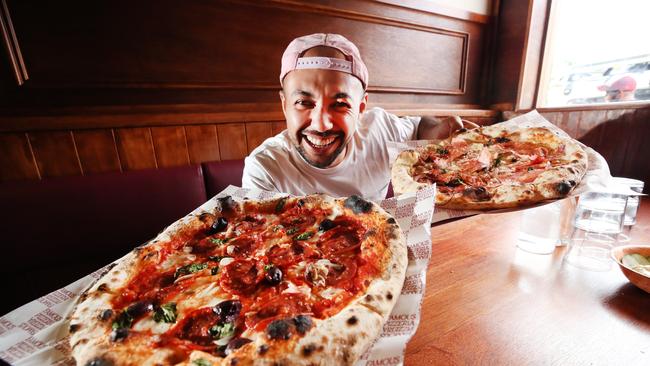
[280,68,367,168]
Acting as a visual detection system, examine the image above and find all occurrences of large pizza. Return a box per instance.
[68,194,406,366]
[391,125,588,209]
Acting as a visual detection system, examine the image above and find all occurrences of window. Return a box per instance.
[537,0,650,107]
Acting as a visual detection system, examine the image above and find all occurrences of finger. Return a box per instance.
[461,120,480,130]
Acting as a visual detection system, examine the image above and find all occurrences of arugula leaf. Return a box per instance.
[112,310,133,330]
[175,263,208,278]
[286,227,299,235]
[275,197,288,213]
[209,237,229,246]
[295,231,314,241]
[527,167,534,172]
[492,155,502,168]
[193,359,212,366]
[264,264,273,271]
[153,303,177,323]
[436,148,449,155]
[209,322,235,340]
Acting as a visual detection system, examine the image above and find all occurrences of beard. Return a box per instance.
[294,136,348,168]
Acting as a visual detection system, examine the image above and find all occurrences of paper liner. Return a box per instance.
[388,109,623,223]
[0,185,436,366]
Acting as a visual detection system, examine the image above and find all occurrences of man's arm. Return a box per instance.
[416,116,479,140]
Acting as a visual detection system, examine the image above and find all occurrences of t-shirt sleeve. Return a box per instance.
[367,108,421,143]
[242,155,278,192]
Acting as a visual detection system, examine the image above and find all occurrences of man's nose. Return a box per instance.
[309,105,334,132]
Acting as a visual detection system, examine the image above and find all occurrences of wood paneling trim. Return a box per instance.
[0,104,496,132]
[0,132,39,180]
[28,131,82,178]
[0,0,27,85]
[74,129,121,174]
[115,128,157,170]
[372,0,491,24]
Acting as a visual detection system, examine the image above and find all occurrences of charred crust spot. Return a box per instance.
[217,196,237,213]
[365,294,373,302]
[387,217,396,224]
[207,216,228,235]
[344,195,373,214]
[258,344,269,355]
[79,292,89,302]
[292,315,312,334]
[97,283,109,292]
[302,344,317,357]
[198,212,213,222]
[347,316,358,325]
[85,357,114,366]
[387,292,393,300]
[556,181,574,195]
[69,324,80,333]
[266,319,292,340]
[231,358,239,366]
[73,338,88,348]
[348,335,357,346]
[297,199,306,207]
[342,349,351,363]
[463,186,491,202]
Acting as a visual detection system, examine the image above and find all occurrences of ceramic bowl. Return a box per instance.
[611,245,650,294]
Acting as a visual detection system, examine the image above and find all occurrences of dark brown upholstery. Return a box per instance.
[0,165,207,315]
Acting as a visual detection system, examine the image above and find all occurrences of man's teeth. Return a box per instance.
[305,135,337,147]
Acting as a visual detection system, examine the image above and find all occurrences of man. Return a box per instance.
[242,33,471,201]
[602,75,637,102]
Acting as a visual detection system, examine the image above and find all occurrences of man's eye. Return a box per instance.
[294,100,315,108]
[333,101,351,109]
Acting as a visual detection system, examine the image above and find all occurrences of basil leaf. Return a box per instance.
[286,227,298,235]
[295,232,313,241]
[112,310,133,330]
[275,197,288,213]
[153,303,177,323]
[193,359,212,366]
[175,263,208,278]
[209,237,228,246]
[209,322,235,340]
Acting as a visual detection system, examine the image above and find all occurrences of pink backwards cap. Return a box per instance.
[280,33,369,89]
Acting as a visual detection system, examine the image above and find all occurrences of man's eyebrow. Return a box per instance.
[291,90,313,97]
[332,92,352,99]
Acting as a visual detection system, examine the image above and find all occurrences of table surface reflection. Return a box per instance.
[404,198,650,365]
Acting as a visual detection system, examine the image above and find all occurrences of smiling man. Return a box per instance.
[242,33,467,201]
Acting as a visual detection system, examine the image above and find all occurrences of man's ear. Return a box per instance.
[358,92,368,114]
[278,90,287,116]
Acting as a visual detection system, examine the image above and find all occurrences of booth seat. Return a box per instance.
[0,160,245,315]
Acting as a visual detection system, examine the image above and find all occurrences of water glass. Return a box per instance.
[611,177,644,226]
[564,192,627,271]
[517,201,562,254]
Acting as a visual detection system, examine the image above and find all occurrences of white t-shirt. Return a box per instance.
[242,107,420,202]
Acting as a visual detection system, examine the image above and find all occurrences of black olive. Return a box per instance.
[292,315,312,334]
[85,357,114,366]
[226,337,253,355]
[318,219,336,232]
[126,301,152,318]
[495,137,511,143]
[207,217,228,235]
[264,266,283,285]
[217,196,236,213]
[213,300,242,323]
[344,195,372,214]
[110,328,128,342]
[266,319,292,340]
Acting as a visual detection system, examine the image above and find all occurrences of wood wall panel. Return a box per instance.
[115,128,157,170]
[245,122,274,154]
[151,126,190,167]
[185,125,220,164]
[28,131,81,178]
[272,122,286,136]
[73,129,121,174]
[217,124,248,160]
[0,132,39,180]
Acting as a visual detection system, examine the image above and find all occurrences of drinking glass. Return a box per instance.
[564,192,627,271]
[517,201,561,254]
[611,177,644,226]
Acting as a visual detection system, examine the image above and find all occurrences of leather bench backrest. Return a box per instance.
[0,165,207,314]
[202,159,245,198]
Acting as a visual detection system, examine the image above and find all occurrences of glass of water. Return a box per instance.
[564,191,627,271]
[611,177,644,226]
[517,201,562,254]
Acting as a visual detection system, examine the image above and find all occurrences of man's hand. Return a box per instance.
[416,116,479,140]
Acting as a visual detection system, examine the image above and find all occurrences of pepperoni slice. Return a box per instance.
[173,307,221,346]
[246,293,312,330]
[220,259,260,295]
[325,257,357,287]
[267,244,301,267]
[318,222,362,257]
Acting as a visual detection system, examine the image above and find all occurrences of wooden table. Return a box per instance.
[404,198,650,365]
